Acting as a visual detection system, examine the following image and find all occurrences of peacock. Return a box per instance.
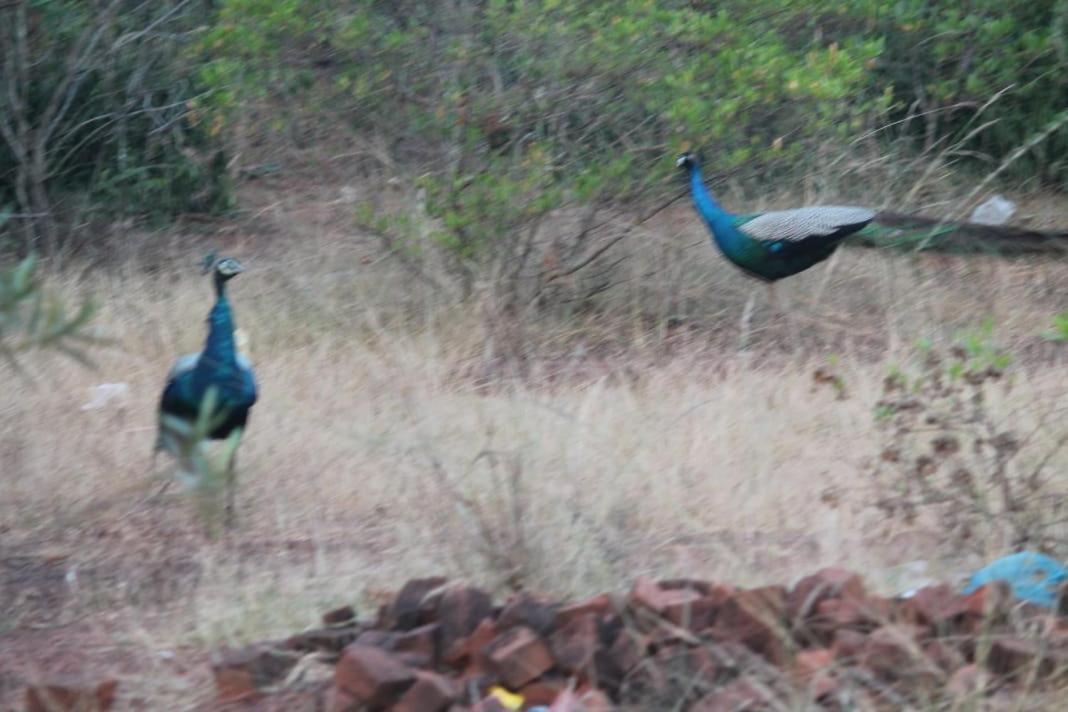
[155,254,257,527]
[677,152,883,344]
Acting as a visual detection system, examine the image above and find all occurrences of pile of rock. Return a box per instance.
[203,568,1068,711]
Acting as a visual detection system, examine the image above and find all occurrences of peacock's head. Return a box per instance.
[214,257,245,280]
[202,252,245,288]
[675,152,698,170]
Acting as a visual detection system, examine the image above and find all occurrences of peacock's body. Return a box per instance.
[155,256,256,524]
[677,153,875,282]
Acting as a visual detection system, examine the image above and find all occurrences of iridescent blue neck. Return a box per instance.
[201,281,238,370]
[686,163,741,252]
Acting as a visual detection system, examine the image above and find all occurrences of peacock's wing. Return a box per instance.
[736,206,875,244]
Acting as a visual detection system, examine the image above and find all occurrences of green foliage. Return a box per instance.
[872,323,1066,555]
[862,0,1068,184]
[1041,311,1068,342]
[0,250,98,372]
[0,1,232,250]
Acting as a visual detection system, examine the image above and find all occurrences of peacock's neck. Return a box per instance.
[687,165,742,253]
[202,282,238,369]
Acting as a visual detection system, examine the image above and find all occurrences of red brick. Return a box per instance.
[212,644,298,703]
[549,686,611,711]
[470,696,510,712]
[924,639,966,673]
[787,568,866,621]
[554,594,614,627]
[947,663,987,698]
[389,577,449,630]
[628,577,704,619]
[498,593,558,637]
[322,605,357,626]
[25,678,118,712]
[392,671,459,712]
[607,630,647,675]
[901,584,968,631]
[986,637,1068,678]
[324,685,359,712]
[550,613,599,676]
[438,586,495,659]
[861,624,937,683]
[284,627,359,656]
[691,677,772,711]
[710,586,790,664]
[518,678,568,705]
[444,618,499,668]
[334,644,416,707]
[831,629,867,662]
[484,625,555,689]
[395,622,441,665]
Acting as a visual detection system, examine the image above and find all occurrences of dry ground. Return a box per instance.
[2,172,1068,709]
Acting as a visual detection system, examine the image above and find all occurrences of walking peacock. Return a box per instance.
[677,151,882,344]
[155,254,257,527]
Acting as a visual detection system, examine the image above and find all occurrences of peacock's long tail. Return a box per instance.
[734,211,1068,255]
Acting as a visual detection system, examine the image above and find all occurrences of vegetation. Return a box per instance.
[2,1,1065,258]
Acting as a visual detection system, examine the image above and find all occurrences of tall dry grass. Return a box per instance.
[2,172,1067,708]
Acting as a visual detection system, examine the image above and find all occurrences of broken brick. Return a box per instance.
[518,678,568,706]
[554,594,615,628]
[322,605,357,626]
[861,624,937,683]
[334,644,416,707]
[25,678,118,712]
[395,622,441,666]
[484,625,555,689]
[389,577,449,630]
[438,586,495,659]
[691,676,773,712]
[550,613,599,676]
[392,670,459,712]
[901,584,968,631]
[212,644,298,703]
[444,618,499,669]
[284,626,359,657]
[831,629,867,662]
[710,586,790,664]
[947,663,987,698]
[986,637,1068,678]
[498,593,559,637]
[787,568,866,622]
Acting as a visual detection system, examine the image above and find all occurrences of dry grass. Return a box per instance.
[2,173,1068,708]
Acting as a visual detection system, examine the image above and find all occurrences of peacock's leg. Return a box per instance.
[739,289,756,350]
[224,432,242,529]
[766,282,802,351]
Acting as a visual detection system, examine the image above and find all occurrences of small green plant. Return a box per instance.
[870,322,1068,555]
[0,251,98,372]
[1041,311,1068,342]
[158,386,244,537]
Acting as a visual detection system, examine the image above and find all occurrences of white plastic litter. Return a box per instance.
[80,382,130,411]
[969,194,1016,225]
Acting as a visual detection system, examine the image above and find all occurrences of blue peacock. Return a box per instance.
[155,254,257,526]
[677,152,876,284]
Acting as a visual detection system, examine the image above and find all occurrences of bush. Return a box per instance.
[0,0,231,253]
[871,322,1068,556]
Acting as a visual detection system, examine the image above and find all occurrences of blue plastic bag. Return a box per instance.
[963,551,1067,608]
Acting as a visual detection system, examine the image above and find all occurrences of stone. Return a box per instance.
[484,625,555,689]
[25,678,118,712]
[334,644,416,707]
